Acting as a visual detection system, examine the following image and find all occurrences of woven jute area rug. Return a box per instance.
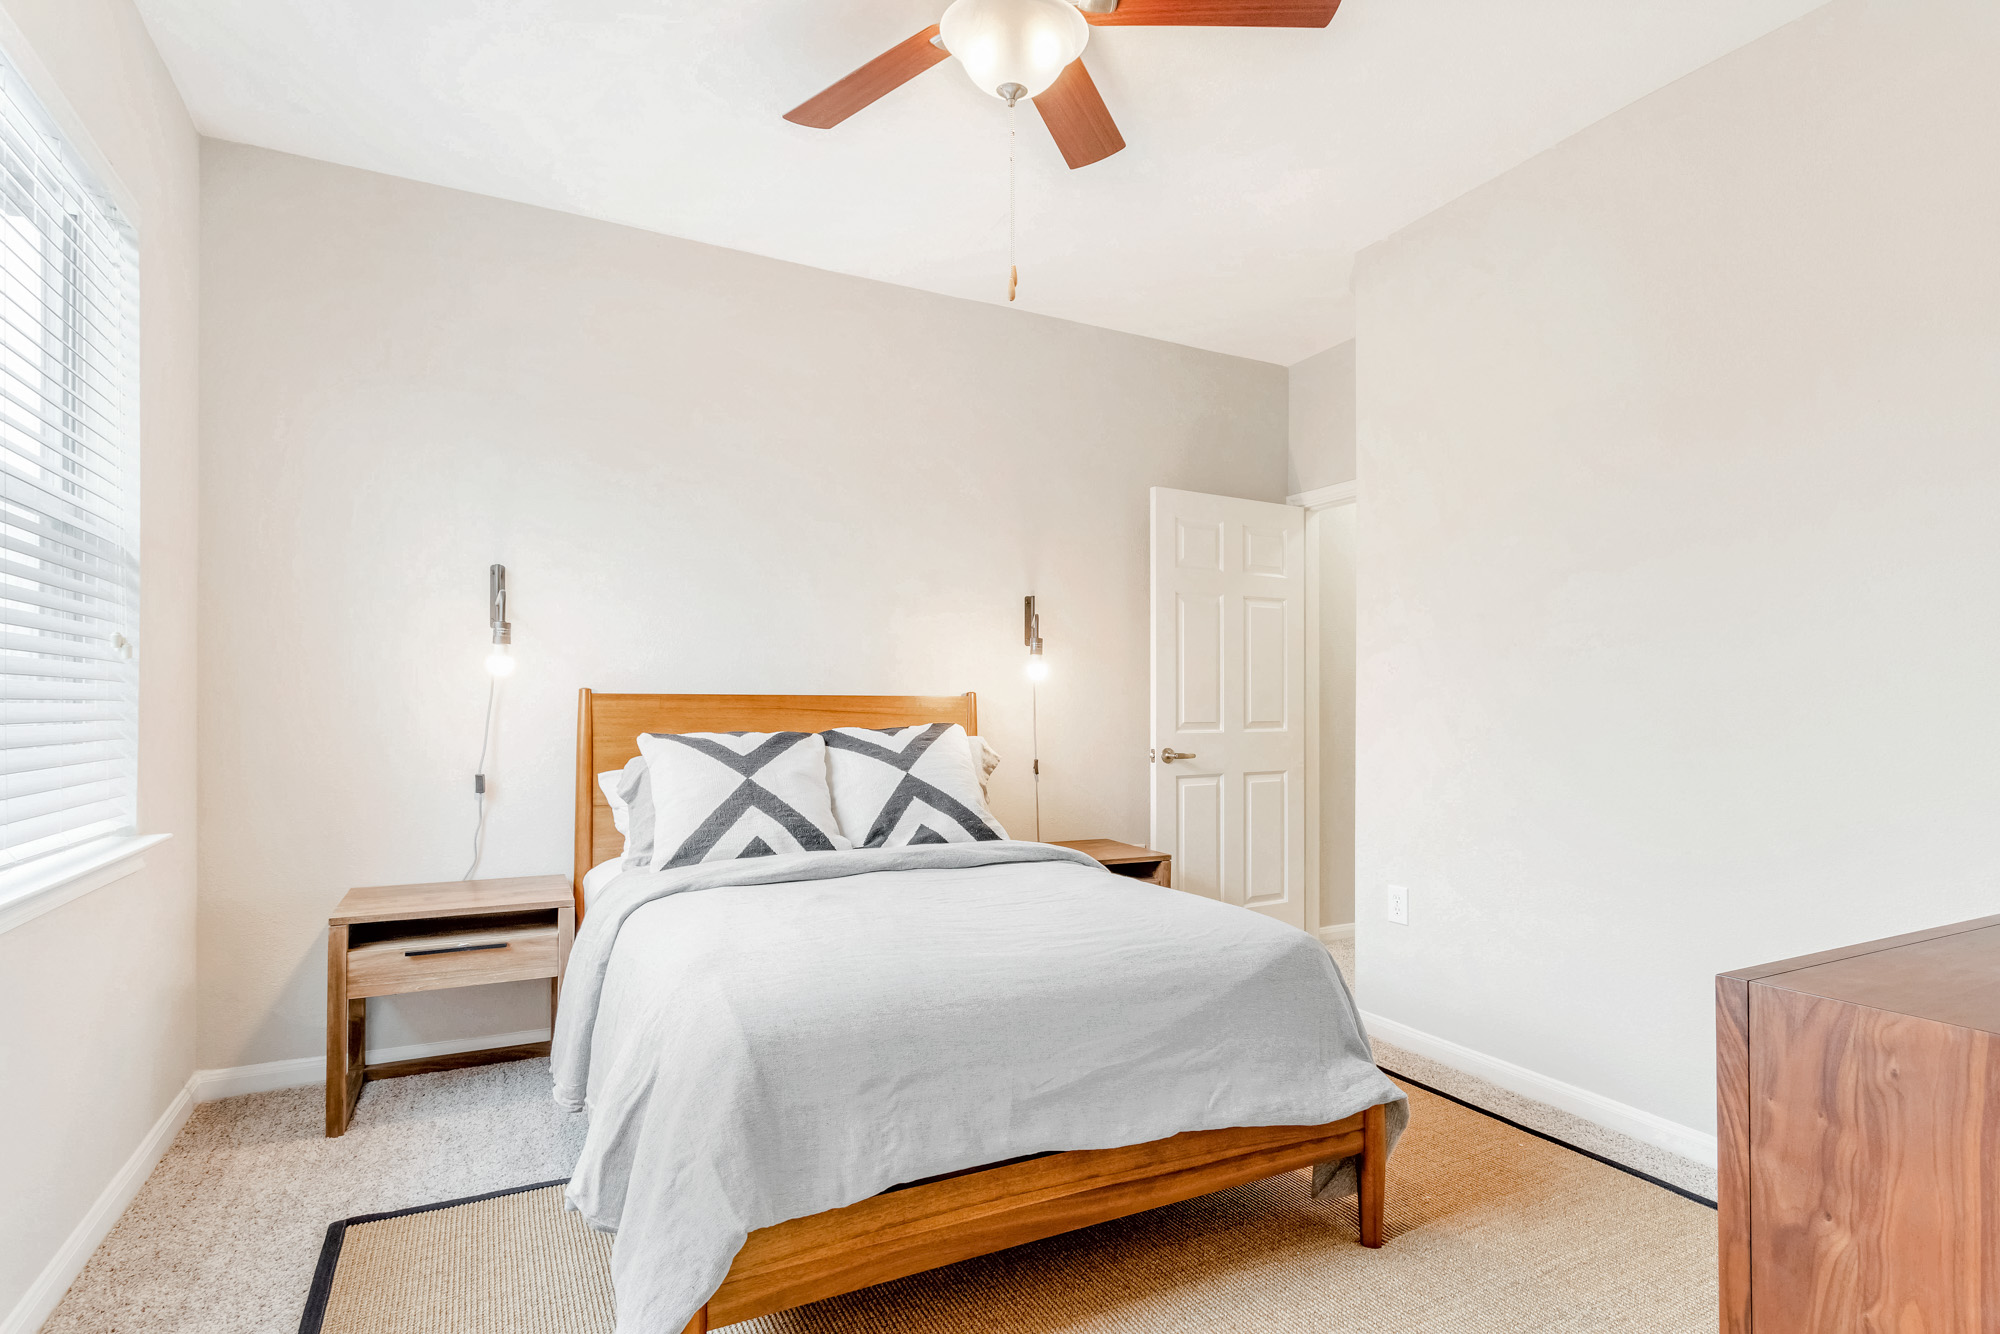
[300,1081,1716,1333]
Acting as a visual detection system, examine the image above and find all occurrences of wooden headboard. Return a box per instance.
[573,689,978,920]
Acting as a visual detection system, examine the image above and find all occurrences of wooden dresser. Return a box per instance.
[1717,915,2000,1332]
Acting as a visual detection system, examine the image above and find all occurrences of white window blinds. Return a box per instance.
[0,56,139,871]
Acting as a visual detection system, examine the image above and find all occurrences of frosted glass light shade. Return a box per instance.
[940,0,1089,101]
[485,644,516,677]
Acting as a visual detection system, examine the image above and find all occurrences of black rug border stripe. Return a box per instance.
[297,1178,571,1334]
[295,1219,345,1334]
[1381,1067,1717,1209]
[297,1077,1713,1333]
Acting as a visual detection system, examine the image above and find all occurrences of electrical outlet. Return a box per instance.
[1386,884,1408,925]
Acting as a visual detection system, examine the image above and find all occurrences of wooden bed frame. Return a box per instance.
[573,689,1391,1333]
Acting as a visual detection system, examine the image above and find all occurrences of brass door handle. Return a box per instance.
[1158,748,1197,764]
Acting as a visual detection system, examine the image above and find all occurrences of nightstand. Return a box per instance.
[1052,839,1172,888]
[326,874,573,1136]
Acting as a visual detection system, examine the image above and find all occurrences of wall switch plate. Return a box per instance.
[1386,884,1408,925]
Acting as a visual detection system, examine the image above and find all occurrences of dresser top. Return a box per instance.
[330,874,571,925]
[1725,913,2000,1035]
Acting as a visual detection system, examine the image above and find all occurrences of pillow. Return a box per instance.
[965,734,1000,800]
[637,730,850,869]
[823,722,1008,848]
[596,757,655,868]
[601,768,633,837]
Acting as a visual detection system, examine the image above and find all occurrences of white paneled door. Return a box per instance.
[1149,488,1306,929]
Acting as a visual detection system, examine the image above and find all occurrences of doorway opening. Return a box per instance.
[1297,481,1357,973]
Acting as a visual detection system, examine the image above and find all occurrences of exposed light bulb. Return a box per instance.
[940,0,1088,102]
[485,644,516,678]
[1025,653,1049,682]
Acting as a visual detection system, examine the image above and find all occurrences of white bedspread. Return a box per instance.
[551,842,1404,1333]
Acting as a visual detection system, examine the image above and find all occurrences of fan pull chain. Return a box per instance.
[1007,99,1018,303]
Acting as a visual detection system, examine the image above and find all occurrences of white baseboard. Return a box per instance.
[191,1027,554,1102]
[1316,923,1356,944]
[1,1078,194,1334]
[1361,1009,1717,1169]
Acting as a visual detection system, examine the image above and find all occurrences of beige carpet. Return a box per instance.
[43,1060,590,1334]
[303,1081,1716,1334]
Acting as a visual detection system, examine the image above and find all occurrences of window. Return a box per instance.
[0,54,139,872]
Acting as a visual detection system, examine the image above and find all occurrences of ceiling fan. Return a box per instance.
[783,0,1342,170]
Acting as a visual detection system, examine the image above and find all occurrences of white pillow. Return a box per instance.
[596,757,655,867]
[601,769,632,838]
[965,734,1000,800]
[638,730,849,870]
[822,723,1008,848]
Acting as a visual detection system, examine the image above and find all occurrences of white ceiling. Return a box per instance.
[132,0,1827,365]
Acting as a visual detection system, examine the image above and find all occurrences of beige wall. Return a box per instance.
[1286,340,1356,496]
[1355,0,2000,1144]
[197,142,1288,1070]
[0,0,200,1321]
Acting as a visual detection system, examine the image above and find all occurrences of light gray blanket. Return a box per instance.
[551,842,1405,1333]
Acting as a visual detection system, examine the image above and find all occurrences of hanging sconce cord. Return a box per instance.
[1007,99,1018,303]
[1030,677,1041,840]
[1024,592,1045,839]
[464,563,512,881]
[463,675,497,880]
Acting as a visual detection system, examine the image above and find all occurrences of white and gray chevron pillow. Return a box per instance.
[637,730,850,870]
[822,723,1008,848]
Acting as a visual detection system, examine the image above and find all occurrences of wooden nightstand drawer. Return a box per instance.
[346,921,560,999]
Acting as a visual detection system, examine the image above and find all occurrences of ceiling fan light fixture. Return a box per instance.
[939,0,1089,103]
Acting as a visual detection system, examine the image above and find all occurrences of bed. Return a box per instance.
[559,689,1404,1334]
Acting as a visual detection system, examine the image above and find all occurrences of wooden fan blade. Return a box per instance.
[783,26,949,128]
[1083,0,1339,27]
[1033,60,1125,170]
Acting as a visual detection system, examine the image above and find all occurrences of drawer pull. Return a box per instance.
[405,941,509,958]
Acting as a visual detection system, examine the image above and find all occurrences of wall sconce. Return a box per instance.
[485,563,516,677]
[1023,594,1047,681]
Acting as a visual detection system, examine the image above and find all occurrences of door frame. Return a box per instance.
[1289,480,1358,941]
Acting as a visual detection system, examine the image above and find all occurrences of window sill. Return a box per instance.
[0,833,171,936]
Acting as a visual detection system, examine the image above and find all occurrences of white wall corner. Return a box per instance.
[1361,1009,1717,1170]
[1,1078,194,1334]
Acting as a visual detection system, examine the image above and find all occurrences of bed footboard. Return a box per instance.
[677,1100,1392,1332]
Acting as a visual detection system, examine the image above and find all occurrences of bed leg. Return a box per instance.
[680,1304,708,1334]
[1359,1102,1386,1248]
